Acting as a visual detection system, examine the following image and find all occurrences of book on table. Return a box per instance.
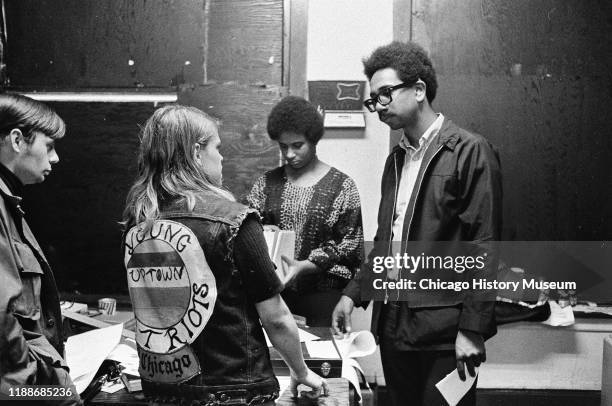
[263,225,296,281]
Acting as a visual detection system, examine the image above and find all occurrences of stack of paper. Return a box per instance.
[65,323,124,394]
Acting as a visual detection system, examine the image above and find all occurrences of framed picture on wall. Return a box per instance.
[308,80,366,128]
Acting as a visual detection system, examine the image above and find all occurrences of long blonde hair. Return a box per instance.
[123,105,234,228]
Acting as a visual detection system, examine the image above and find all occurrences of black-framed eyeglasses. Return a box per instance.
[363,82,415,112]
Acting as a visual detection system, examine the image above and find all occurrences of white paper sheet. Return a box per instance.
[334,331,376,404]
[342,357,369,403]
[65,323,124,394]
[264,327,320,347]
[277,375,292,396]
[304,340,339,359]
[106,340,139,376]
[334,331,376,359]
[101,380,125,394]
[542,300,575,326]
[435,367,478,406]
[298,328,320,342]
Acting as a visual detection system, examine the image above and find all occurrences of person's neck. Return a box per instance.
[285,155,321,180]
[402,108,438,148]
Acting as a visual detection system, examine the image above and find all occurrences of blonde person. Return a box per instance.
[122,105,327,405]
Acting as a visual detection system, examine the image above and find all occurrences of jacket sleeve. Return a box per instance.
[456,137,503,338]
[307,177,364,279]
[343,152,396,308]
[0,216,81,405]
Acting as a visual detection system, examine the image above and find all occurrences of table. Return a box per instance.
[89,378,350,406]
[269,327,343,378]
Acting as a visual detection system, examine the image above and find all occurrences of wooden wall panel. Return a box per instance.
[207,0,283,85]
[22,102,163,294]
[178,84,283,200]
[23,86,283,295]
[5,0,206,88]
[411,0,612,241]
[9,1,285,294]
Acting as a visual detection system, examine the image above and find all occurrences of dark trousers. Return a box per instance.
[281,289,342,327]
[379,304,477,406]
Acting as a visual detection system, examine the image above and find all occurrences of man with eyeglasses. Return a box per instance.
[332,41,502,406]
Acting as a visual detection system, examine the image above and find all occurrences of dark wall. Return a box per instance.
[406,0,612,242]
[179,84,281,199]
[181,0,285,199]
[22,102,159,294]
[207,0,284,85]
[7,0,285,294]
[402,0,612,301]
[5,0,207,88]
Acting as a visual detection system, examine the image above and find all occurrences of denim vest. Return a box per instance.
[123,191,279,404]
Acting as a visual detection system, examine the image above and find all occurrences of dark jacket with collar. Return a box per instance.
[344,118,502,350]
[123,191,279,404]
[0,177,81,404]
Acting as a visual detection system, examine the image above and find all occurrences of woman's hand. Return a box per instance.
[280,256,319,285]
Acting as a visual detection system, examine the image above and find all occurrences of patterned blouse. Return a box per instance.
[245,166,363,293]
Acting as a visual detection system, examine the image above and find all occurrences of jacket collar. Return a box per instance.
[390,117,461,157]
[434,118,460,151]
[0,162,23,195]
[0,176,24,214]
[398,114,444,153]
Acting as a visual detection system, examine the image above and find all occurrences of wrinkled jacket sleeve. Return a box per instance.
[0,216,82,405]
[343,152,396,308]
[456,137,502,337]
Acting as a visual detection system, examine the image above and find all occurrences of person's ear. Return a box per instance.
[193,142,202,164]
[9,129,25,153]
[414,80,427,103]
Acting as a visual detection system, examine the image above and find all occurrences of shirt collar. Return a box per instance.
[399,113,445,152]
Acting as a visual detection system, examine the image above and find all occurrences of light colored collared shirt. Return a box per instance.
[391,113,445,242]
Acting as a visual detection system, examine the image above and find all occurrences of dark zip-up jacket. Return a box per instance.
[0,177,81,404]
[344,118,502,350]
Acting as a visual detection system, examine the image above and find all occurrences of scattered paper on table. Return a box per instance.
[65,323,124,394]
[542,300,575,326]
[304,340,339,359]
[435,367,478,406]
[342,357,368,401]
[334,331,376,359]
[278,375,292,396]
[298,328,320,342]
[264,327,320,347]
[101,380,124,394]
[107,340,139,376]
